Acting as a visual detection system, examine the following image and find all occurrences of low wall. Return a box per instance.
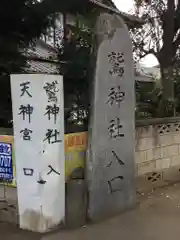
[1,118,180,227]
[136,117,180,193]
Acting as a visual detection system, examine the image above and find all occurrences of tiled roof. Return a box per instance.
[25,60,60,74]
[89,0,142,23]
[24,39,58,61]
[23,39,60,74]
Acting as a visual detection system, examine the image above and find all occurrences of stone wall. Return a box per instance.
[136,117,180,193]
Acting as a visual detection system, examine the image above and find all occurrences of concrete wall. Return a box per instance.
[2,118,180,227]
[136,117,180,193]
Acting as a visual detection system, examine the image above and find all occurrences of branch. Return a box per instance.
[173,32,180,54]
[178,0,180,9]
[143,49,157,58]
[163,0,175,44]
[133,39,157,59]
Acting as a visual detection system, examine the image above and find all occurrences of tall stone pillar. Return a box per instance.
[86,13,136,221]
[11,74,65,232]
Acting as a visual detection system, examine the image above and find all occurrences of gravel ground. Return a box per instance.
[0,222,41,239]
[2,183,180,240]
[44,183,180,240]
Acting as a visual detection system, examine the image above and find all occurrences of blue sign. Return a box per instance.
[0,142,13,181]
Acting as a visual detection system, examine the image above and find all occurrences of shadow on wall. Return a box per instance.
[66,167,87,228]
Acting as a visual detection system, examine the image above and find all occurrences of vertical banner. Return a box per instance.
[0,142,13,182]
[65,132,87,179]
[11,74,65,232]
[0,136,16,186]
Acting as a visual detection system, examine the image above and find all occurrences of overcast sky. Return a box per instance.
[113,0,158,67]
[113,0,134,13]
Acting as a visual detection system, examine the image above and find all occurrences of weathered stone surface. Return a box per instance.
[66,180,87,228]
[86,13,136,221]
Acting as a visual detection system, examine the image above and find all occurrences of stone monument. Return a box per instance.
[86,13,136,221]
[11,74,65,232]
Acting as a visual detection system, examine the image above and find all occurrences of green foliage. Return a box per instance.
[0,0,76,126]
[0,0,91,74]
[0,0,115,130]
[136,81,162,119]
[59,12,97,133]
[132,0,180,106]
[0,0,50,73]
[136,74,180,119]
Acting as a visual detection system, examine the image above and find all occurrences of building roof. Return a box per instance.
[25,60,59,74]
[23,39,60,74]
[136,64,160,79]
[24,40,157,84]
[89,0,142,25]
[25,40,157,80]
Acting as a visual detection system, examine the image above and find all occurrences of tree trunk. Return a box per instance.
[157,0,175,115]
[160,65,174,101]
[159,62,175,116]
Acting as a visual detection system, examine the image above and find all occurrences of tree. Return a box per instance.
[135,79,163,119]
[59,13,95,132]
[0,0,90,127]
[132,0,180,115]
[59,0,142,131]
[0,0,44,73]
[0,0,56,126]
[59,1,121,132]
[0,0,91,74]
